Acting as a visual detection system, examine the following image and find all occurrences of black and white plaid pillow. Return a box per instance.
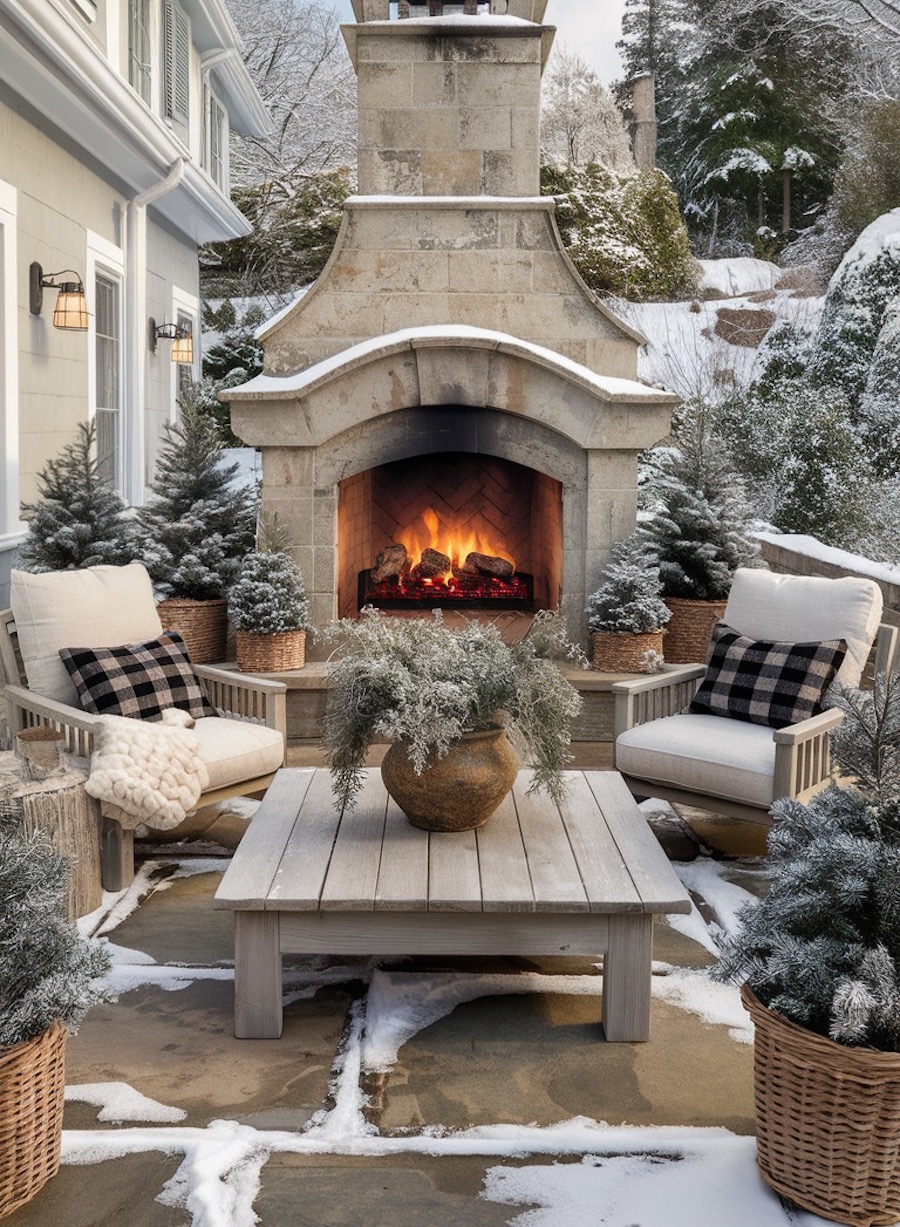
[688,622,847,728]
[59,632,217,721]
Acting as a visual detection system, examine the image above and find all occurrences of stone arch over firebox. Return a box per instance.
[222,327,676,645]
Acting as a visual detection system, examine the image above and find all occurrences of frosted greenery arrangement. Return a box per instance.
[228,515,310,635]
[717,672,900,1050]
[0,828,110,1048]
[586,535,671,635]
[323,609,584,814]
[137,391,257,601]
[18,420,136,573]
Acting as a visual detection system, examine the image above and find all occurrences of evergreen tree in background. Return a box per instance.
[18,420,136,573]
[640,414,760,599]
[137,391,257,600]
[717,672,900,1051]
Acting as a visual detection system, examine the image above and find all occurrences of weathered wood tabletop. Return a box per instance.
[214,767,691,1042]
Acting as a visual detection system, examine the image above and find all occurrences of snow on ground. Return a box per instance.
[62,846,849,1225]
[697,257,782,297]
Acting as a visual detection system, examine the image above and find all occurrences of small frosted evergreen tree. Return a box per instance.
[586,534,671,634]
[228,514,310,634]
[0,827,110,1047]
[18,420,136,572]
[641,418,760,600]
[717,672,900,1051]
[137,389,257,600]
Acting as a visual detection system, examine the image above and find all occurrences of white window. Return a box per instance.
[128,0,152,104]
[94,273,122,489]
[0,181,21,543]
[163,0,191,126]
[205,86,228,191]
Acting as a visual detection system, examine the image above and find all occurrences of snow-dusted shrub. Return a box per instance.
[543,162,698,301]
[717,673,900,1051]
[640,415,760,600]
[858,296,900,476]
[0,827,110,1047]
[137,391,257,601]
[809,210,900,412]
[18,420,137,573]
[228,516,310,635]
[586,535,671,634]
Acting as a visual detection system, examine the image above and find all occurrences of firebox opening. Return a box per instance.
[338,451,563,619]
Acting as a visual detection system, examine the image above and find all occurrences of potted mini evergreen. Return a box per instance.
[641,417,759,663]
[716,672,900,1226]
[228,515,311,672]
[323,609,583,831]
[0,828,110,1216]
[137,390,256,663]
[586,534,670,672]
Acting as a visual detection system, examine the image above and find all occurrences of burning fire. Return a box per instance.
[397,507,515,579]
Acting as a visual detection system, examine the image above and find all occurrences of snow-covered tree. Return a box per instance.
[18,420,136,573]
[717,672,900,1051]
[640,415,760,600]
[228,514,310,634]
[541,45,635,171]
[136,390,257,601]
[543,162,698,300]
[586,535,671,634]
[0,827,110,1047]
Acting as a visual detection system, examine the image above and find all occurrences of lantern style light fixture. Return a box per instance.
[29,262,89,331]
[149,318,194,365]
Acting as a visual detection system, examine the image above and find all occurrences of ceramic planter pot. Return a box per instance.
[381,727,520,832]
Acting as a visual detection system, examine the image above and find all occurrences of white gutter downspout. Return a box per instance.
[124,157,187,507]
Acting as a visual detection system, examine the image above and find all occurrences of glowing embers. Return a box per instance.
[359,506,533,609]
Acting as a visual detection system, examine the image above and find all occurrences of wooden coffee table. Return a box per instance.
[213,767,691,1042]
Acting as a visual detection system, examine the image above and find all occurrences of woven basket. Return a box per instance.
[591,630,665,672]
[156,597,228,665]
[742,984,900,1227]
[235,629,307,673]
[663,598,727,664]
[0,1022,67,1218]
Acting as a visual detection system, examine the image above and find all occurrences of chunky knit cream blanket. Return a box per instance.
[84,708,210,831]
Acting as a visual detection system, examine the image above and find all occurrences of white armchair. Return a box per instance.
[614,569,897,825]
[0,563,288,888]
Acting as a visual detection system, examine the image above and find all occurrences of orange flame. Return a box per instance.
[396,506,515,578]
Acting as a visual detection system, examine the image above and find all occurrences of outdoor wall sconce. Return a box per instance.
[149,318,194,365]
[29,262,89,330]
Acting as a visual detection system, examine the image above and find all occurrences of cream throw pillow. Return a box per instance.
[11,563,163,707]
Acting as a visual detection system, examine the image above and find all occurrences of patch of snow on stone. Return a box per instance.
[698,257,781,296]
[652,966,752,1044]
[65,1083,187,1124]
[755,531,900,586]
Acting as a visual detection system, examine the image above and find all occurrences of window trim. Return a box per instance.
[86,233,126,495]
[0,180,22,543]
[169,287,199,423]
[204,82,228,191]
[128,0,153,105]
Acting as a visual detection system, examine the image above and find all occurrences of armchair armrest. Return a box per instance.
[195,666,288,737]
[613,665,707,737]
[2,683,100,756]
[772,707,844,802]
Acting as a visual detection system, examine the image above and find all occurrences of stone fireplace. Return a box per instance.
[222,0,677,654]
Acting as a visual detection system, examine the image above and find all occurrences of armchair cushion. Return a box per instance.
[687,623,847,728]
[616,713,779,808]
[191,717,285,791]
[724,569,882,688]
[60,632,217,722]
[11,564,163,706]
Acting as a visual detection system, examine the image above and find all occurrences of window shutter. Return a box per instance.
[164,0,190,125]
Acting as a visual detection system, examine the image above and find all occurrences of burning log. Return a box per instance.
[410,547,451,582]
[370,543,409,584]
[462,552,515,581]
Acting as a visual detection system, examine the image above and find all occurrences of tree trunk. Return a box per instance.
[782,167,792,233]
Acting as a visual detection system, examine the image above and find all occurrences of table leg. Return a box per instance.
[602,914,653,1042]
[234,911,282,1038]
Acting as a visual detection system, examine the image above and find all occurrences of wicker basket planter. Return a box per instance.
[235,629,307,673]
[742,984,900,1227]
[591,630,665,673]
[663,597,727,664]
[156,597,228,664]
[0,1021,67,1218]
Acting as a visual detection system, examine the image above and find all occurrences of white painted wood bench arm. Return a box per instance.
[195,666,287,736]
[612,665,706,738]
[772,707,844,802]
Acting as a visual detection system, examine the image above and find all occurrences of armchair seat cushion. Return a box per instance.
[616,713,777,809]
[192,717,284,792]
